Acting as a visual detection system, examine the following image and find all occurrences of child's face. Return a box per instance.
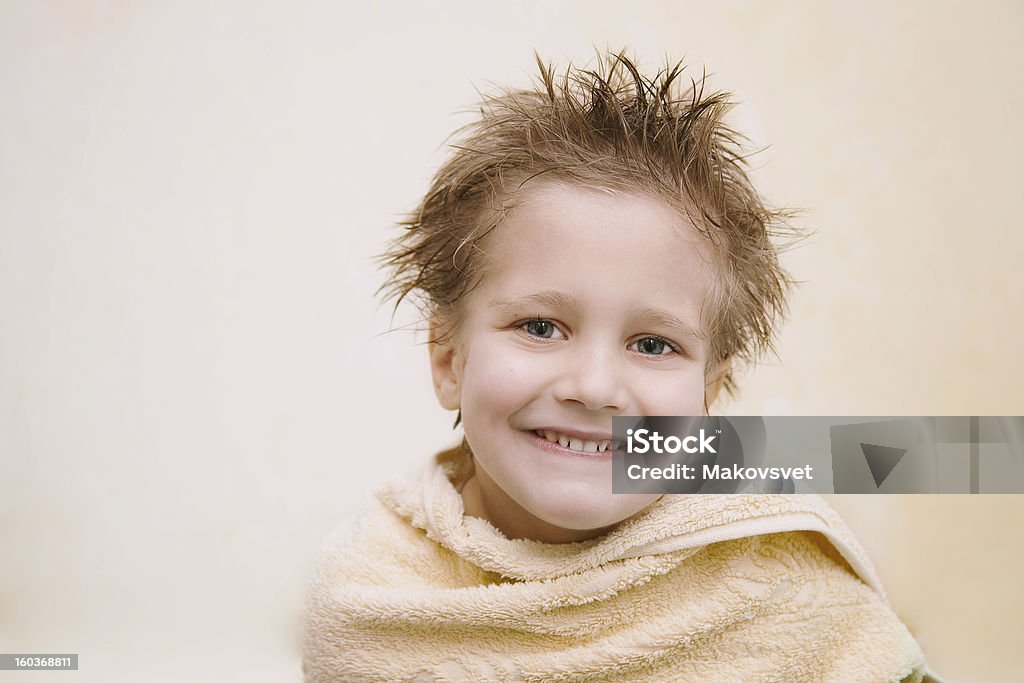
[430,180,720,539]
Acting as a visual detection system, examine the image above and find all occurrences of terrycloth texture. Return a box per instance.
[305,447,927,682]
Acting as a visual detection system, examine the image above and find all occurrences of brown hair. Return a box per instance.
[380,50,796,394]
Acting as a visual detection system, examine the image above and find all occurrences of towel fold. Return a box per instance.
[304,446,926,682]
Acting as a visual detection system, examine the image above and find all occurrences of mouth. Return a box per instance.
[527,429,623,459]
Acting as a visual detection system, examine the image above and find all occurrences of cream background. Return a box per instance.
[1,1,1022,681]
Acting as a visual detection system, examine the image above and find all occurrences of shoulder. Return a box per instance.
[699,530,899,622]
[308,491,496,594]
[699,530,926,682]
[308,495,427,590]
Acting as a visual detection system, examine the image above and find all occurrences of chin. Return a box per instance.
[529,493,646,532]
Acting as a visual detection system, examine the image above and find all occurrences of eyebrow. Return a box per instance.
[490,291,579,313]
[634,307,707,343]
[489,292,706,342]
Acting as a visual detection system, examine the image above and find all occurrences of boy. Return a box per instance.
[304,52,928,682]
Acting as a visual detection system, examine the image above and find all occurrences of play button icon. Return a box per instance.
[860,443,908,487]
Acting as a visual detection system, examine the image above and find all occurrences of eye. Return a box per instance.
[631,336,678,356]
[518,318,565,340]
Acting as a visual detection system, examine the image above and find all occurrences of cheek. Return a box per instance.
[636,372,709,415]
[460,344,541,418]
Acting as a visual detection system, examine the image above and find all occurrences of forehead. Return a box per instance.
[476,180,717,322]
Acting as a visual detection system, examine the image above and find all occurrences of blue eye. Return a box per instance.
[633,336,675,356]
[522,319,557,338]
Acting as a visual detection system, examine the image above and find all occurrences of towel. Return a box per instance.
[304,446,927,682]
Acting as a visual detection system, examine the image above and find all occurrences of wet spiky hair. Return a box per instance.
[380,50,796,395]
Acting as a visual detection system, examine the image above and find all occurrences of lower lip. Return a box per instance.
[524,430,616,461]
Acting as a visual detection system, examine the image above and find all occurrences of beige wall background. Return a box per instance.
[2,1,1021,681]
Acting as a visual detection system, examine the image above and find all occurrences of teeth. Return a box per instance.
[536,430,614,455]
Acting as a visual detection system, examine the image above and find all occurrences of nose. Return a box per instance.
[552,338,628,411]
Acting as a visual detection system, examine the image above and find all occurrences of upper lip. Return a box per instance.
[529,426,614,442]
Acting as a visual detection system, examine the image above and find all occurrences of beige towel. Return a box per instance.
[304,447,927,682]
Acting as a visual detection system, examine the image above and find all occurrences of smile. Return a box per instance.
[532,429,622,455]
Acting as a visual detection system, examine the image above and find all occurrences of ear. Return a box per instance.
[703,357,732,412]
[428,325,463,411]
